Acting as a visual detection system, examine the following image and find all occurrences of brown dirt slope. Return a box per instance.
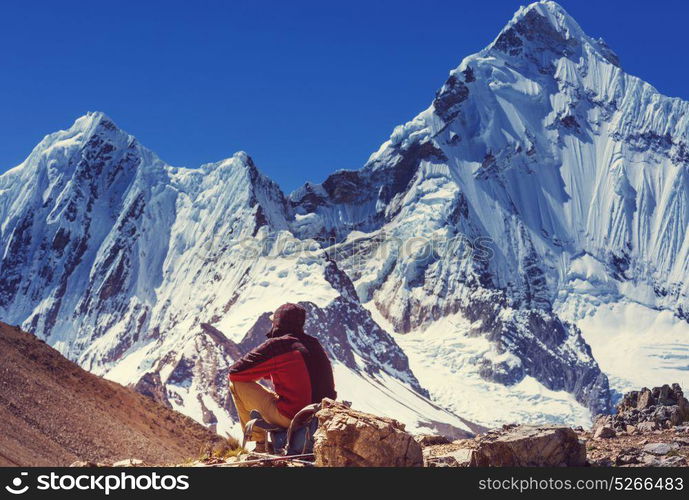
[0,321,225,466]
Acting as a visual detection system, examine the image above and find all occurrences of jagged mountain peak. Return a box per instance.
[191,150,291,232]
[290,2,626,226]
[2,111,165,195]
[199,151,272,188]
[485,1,620,67]
[71,110,118,133]
[31,110,122,146]
[200,150,253,171]
[286,0,689,425]
[36,111,134,158]
[501,1,585,40]
[486,0,619,66]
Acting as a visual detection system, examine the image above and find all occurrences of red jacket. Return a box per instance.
[229,304,336,419]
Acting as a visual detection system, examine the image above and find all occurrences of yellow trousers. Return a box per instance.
[229,381,292,442]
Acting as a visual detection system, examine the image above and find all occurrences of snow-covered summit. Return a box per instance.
[289,0,689,424]
[487,1,620,66]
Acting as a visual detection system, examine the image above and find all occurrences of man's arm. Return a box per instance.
[228,341,276,382]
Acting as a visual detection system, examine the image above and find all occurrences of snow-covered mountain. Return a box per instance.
[2,1,688,432]
[291,0,689,424]
[0,112,475,437]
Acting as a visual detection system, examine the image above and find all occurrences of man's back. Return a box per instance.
[229,332,336,419]
[293,333,337,403]
[229,302,337,440]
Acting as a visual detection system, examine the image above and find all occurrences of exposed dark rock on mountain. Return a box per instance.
[594,383,689,433]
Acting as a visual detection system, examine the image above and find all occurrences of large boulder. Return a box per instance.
[594,425,616,440]
[470,425,586,467]
[313,399,423,467]
[637,388,656,410]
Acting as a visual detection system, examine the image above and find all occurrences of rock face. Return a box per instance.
[470,425,586,467]
[596,384,689,433]
[313,399,424,467]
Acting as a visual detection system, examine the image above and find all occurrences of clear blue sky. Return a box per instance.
[1,0,687,192]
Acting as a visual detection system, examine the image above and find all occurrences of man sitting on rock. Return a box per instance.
[228,303,337,452]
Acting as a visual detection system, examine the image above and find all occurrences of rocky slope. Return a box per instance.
[2,0,689,432]
[0,321,225,467]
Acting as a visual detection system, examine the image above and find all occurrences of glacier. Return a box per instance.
[2,1,688,433]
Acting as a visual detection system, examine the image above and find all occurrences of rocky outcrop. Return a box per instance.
[584,385,689,467]
[594,384,689,434]
[313,399,423,467]
[469,425,587,467]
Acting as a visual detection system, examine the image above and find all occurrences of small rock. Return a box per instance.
[642,443,673,456]
[415,434,452,446]
[69,461,98,467]
[590,457,614,467]
[642,455,663,466]
[615,454,640,466]
[112,458,145,467]
[626,425,638,435]
[425,457,454,467]
[426,448,474,467]
[659,456,688,467]
[594,425,616,440]
[636,421,658,433]
[592,415,611,432]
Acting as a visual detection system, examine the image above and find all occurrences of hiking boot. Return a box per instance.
[253,442,267,454]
